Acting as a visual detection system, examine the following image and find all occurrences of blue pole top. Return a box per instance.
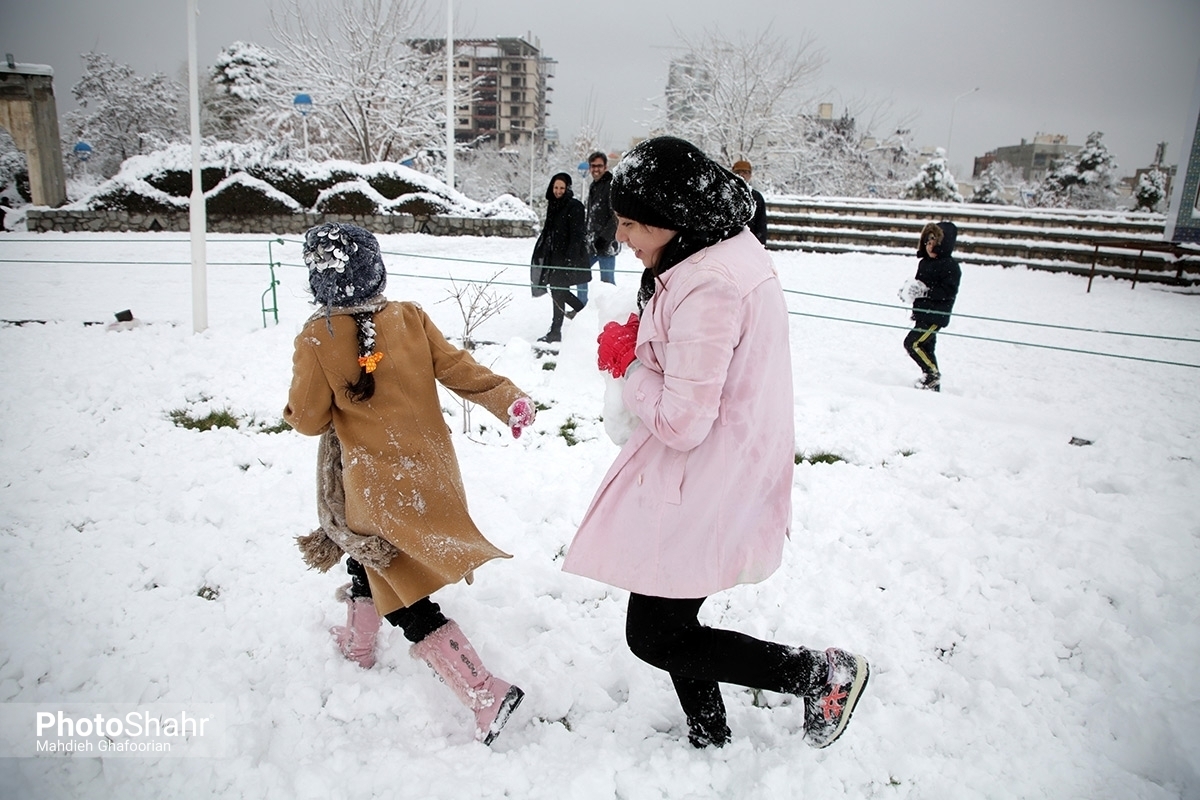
[73,141,93,161]
[293,93,313,114]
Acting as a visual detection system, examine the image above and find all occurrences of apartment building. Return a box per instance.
[973,133,1081,182]
[421,36,556,148]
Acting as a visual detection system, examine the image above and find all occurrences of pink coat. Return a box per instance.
[563,229,795,598]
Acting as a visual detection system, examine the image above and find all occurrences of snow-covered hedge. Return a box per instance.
[69,142,536,222]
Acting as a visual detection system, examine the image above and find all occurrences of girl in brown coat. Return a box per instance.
[284,222,537,745]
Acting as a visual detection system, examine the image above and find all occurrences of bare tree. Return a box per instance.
[656,28,921,198]
[268,0,444,163]
[444,271,512,352]
[663,27,825,166]
[454,137,555,206]
[439,271,512,433]
[571,89,606,163]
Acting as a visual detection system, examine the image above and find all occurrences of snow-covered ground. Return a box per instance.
[0,232,1197,799]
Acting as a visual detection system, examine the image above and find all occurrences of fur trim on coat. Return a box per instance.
[296,428,400,572]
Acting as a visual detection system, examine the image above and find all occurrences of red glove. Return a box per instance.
[597,314,640,378]
[507,397,536,439]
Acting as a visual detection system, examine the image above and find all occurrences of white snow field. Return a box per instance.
[0,231,1197,799]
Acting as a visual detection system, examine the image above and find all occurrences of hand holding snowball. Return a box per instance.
[597,314,641,378]
[898,279,929,304]
[507,397,536,438]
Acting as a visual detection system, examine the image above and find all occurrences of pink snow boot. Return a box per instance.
[411,620,525,745]
[330,584,380,669]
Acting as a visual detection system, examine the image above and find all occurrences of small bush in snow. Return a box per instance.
[903,152,964,203]
[1033,131,1119,210]
[1133,168,1167,212]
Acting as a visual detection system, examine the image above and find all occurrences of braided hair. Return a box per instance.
[345,311,381,403]
[301,223,388,404]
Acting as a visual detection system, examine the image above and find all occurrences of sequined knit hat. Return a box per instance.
[303,223,387,308]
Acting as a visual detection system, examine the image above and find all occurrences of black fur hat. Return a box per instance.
[303,223,387,308]
[545,172,574,202]
[610,136,754,233]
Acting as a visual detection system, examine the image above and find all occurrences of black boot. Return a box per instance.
[673,675,731,748]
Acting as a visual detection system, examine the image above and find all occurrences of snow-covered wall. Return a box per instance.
[24,208,535,237]
[26,142,538,235]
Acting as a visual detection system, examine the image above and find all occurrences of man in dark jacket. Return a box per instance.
[903,221,962,392]
[579,151,619,305]
[732,160,768,245]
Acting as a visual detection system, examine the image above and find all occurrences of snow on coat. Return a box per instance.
[563,229,795,598]
[284,301,527,615]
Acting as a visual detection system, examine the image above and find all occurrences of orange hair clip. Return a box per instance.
[358,352,384,373]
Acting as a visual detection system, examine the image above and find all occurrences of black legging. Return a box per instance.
[345,558,448,643]
[904,324,940,375]
[625,594,822,745]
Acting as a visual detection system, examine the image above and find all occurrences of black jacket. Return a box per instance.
[748,188,768,245]
[585,171,619,257]
[912,221,962,329]
[532,174,590,287]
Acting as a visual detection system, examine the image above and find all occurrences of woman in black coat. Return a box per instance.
[531,172,590,343]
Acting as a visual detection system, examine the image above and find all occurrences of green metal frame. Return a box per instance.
[262,238,284,327]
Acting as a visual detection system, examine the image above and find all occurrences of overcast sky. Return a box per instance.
[3,0,1198,179]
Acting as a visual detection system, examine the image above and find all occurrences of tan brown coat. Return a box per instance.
[284,301,526,615]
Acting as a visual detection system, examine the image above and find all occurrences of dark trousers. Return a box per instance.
[625,593,821,745]
[904,324,940,375]
[549,288,585,333]
[345,558,447,643]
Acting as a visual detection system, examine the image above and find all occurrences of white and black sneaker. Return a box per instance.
[803,648,870,749]
[914,372,941,392]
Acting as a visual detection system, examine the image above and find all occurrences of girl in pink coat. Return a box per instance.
[562,137,869,750]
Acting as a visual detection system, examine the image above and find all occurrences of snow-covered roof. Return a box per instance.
[0,61,54,76]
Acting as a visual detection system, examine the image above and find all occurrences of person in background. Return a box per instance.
[580,150,620,305]
[531,172,590,343]
[732,159,768,245]
[284,222,537,746]
[563,136,869,751]
[902,221,962,392]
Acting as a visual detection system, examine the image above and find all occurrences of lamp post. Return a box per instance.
[293,93,312,160]
[186,0,207,334]
[946,86,980,163]
[445,0,455,189]
[73,141,93,177]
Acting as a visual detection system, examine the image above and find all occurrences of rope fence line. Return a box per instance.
[788,311,1200,370]
[352,253,1200,369]
[4,237,1197,368]
[0,259,260,267]
[782,288,1200,344]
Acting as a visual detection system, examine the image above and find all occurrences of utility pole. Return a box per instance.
[445,0,454,189]
[187,0,207,333]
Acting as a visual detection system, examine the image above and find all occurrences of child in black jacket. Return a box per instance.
[902,221,962,391]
